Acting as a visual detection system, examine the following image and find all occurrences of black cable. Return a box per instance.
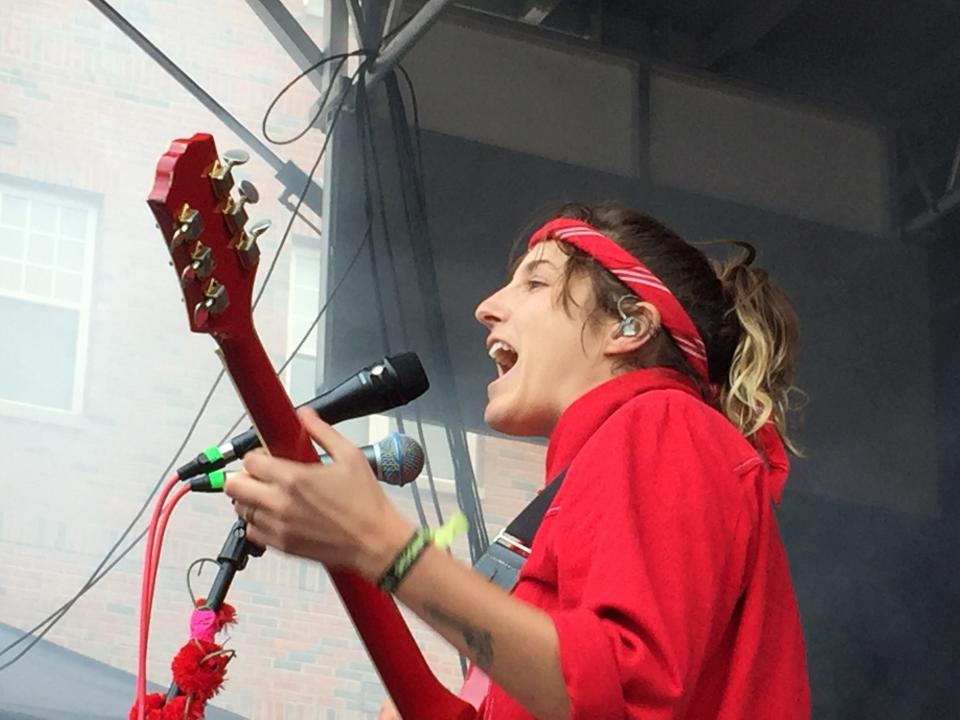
[353,71,429,528]
[389,72,446,527]
[384,66,483,677]
[261,50,366,146]
[348,7,441,529]
[381,68,489,559]
[396,64,426,198]
[252,59,368,311]
[384,67,489,561]
[0,51,367,672]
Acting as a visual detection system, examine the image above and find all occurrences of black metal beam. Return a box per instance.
[698,0,802,68]
[87,0,284,172]
[244,0,327,94]
[367,0,456,87]
[87,0,324,215]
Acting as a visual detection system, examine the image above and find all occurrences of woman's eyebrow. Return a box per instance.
[519,258,558,276]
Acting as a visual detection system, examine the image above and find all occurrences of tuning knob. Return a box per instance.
[223,180,259,237]
[208,148,250,199]
[223,148,249,170]
[193,278,229,328]
[236,218,270,269]
[180,243,214,286]
[170,205,203,250]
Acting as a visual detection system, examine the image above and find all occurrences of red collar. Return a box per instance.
[545,367,702,480]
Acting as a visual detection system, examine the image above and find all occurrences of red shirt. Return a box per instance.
[478,368,810,720]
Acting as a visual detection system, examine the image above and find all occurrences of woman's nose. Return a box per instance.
[475,288,506,329]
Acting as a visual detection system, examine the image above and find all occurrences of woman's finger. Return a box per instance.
[242,447,317,486]
[224,470,279,509]
[298,407,356,462]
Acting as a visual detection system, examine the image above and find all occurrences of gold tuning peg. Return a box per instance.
[236,218,270,270]
[208,149,250,199]
[223,180,259,237]
[193,278,229,328]
[170,205,203,250]
[180,243,214,286]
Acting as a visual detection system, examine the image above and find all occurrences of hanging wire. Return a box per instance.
[0,46,370,673]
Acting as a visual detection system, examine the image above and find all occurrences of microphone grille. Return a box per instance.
[377,433,425,486]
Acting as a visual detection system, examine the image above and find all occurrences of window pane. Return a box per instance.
[1,194,28,227]
[0,229,25,260]
[293,285,318,314]
[0,259,22,292]
[31,201,58,234]
[27,233,56,265]
[289,313,317,346]
[54,270,82,303]
[287,353,318,404]
[24,265,53,297]
[0,296,77,410]
[57,238,85,272]
[60,206,88,240]
[293,255,322,288]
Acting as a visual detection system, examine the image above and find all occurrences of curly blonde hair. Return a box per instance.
[543,203,804,453]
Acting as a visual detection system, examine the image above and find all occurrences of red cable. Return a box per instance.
[135,474,183,720]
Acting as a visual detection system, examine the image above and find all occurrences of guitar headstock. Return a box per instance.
[147,133,270,337]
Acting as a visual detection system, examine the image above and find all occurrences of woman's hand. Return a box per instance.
[224,407,414,581]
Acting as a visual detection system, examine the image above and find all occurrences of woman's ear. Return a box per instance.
[605,301,661,357]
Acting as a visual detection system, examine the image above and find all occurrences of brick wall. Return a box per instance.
[0,2,547,718]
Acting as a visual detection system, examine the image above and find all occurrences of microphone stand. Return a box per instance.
[164,518,263,704]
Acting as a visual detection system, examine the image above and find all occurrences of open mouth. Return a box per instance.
[488,340,518,378]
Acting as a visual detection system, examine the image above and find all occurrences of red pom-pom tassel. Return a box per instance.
[217,603,237,628]
[171,638,230,702]
[193,598,237,629]
[129,692,165,720]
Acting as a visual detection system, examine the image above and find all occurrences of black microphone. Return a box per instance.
[177,353,429,480]
[189,433,424,491]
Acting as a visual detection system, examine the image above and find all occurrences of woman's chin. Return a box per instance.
[483,401,521,435]
[484,401,548,438]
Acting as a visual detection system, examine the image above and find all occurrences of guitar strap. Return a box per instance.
[472,467,569,592]
[459,467,569,708]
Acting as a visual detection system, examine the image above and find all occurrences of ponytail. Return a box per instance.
[714,243,803,455]
[542,203,804,454]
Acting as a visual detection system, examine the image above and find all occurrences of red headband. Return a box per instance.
[529,217,792,502]
[529,217,710,384]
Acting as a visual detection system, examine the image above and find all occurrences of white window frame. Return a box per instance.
[284,245,324,397]
[0,180,97,422]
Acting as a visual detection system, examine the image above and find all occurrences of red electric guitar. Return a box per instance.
[148,133,475,720]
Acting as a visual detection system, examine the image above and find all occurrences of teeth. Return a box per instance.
[487,340,516,359]
[488,341,518,377]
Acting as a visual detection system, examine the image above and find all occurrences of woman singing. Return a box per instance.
[226,202,811,719]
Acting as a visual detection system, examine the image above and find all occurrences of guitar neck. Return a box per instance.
[214,331,474,720]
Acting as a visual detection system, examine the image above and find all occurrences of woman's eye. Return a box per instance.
[526,279,546,290]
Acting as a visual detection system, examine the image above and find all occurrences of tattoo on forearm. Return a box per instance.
[423,602,494,668]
